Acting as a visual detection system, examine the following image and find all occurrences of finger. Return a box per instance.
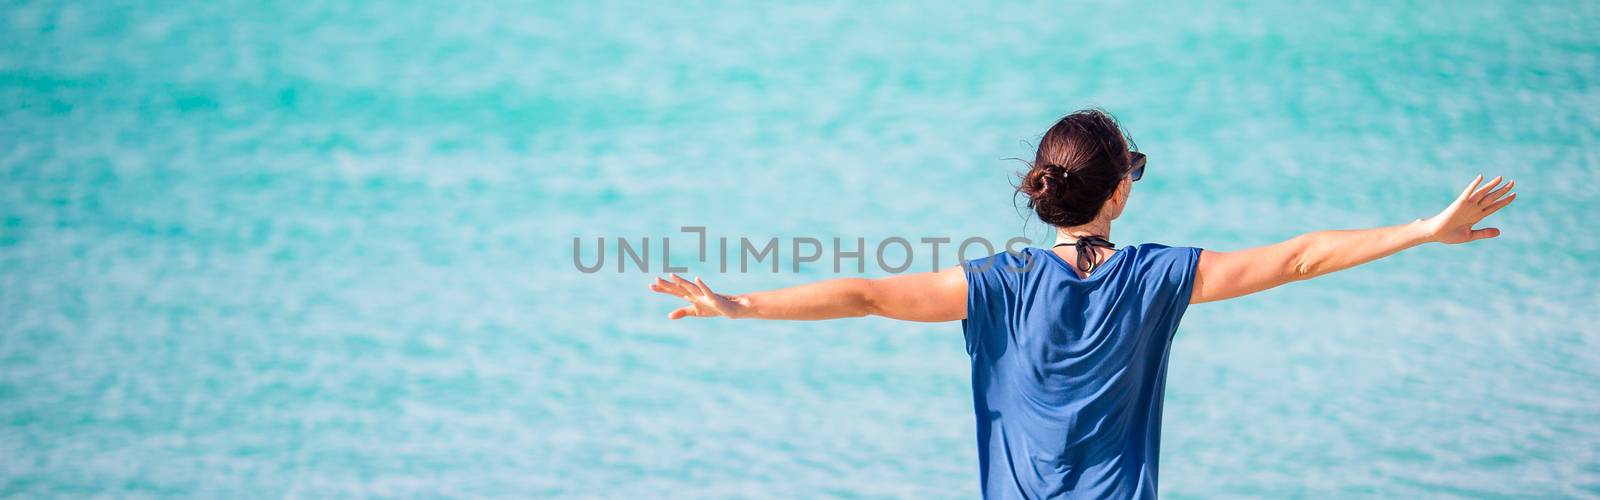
[1469,176,1503,203]
[1481,192,1517,218]
[652,277,691,298]
[1469,227,1501,241]
[668,305,696,320]
[649,281,677,296]
[1479,180,1514,207]
[670,274,701,297]
[692,276,715,297]
[650,277,675,293]
[1457,174,1484,201]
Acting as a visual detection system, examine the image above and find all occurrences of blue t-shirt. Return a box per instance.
[961,244,1202,499]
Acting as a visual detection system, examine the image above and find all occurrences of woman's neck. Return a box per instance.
[1054,220,1112,245]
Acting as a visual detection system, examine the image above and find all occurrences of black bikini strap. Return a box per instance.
[1052,235,1116,274]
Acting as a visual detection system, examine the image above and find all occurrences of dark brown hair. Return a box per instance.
[1017,109,1136,228]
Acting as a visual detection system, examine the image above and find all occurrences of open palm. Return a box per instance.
[1425,175,1517,245]
[649,274,750,320]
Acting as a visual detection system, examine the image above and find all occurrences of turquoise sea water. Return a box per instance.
[3,1,1598,497]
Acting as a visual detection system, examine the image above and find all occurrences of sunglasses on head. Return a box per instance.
[1127,151,1146,182]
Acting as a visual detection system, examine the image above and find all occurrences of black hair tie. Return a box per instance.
[1052,235,1116,273]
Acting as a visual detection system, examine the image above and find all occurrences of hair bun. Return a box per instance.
[1013,109,1133,229]
[1042,162,1066,177]
[1036,163,1064,192]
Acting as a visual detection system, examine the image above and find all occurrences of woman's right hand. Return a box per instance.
[1423,175,1518,245]
[1191,174,1520,305]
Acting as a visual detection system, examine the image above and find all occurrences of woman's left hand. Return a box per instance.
[649,274,751,319]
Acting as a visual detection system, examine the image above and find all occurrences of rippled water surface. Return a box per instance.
[3,1,1598,497]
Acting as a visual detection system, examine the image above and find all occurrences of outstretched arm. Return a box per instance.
[648,266,968,322]
[1191,174,1517,304]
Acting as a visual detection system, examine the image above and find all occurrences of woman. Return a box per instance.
[646,109,1516,498]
